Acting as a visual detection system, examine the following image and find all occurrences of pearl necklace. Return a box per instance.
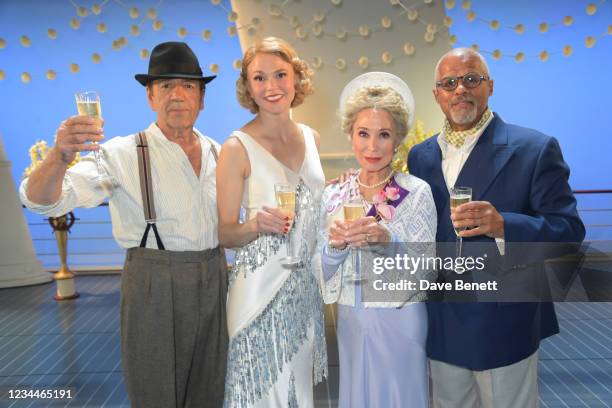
[357,169,394,189]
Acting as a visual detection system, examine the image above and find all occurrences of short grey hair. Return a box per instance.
[434,48,490,81]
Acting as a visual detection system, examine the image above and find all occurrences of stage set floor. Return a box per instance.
[1,275,612,407]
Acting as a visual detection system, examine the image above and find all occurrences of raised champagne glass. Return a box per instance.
[343,199,365,282]
[450,186,472,259]
[75,91,112,189]
[275,183,300,266]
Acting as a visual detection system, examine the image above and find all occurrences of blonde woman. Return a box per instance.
[217,37,327,408]
[318,72,437,407]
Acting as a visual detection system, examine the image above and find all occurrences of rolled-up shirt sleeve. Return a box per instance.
[19,152,110,217]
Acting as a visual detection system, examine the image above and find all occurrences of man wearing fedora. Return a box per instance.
[20,42,228,407]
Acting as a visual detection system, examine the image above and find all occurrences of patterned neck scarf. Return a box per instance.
[443,108,492,148]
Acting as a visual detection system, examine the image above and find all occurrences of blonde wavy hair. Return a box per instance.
[342,86,410,144]
[236,37,314,114]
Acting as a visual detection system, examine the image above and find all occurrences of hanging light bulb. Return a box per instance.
[514,52,525,63]
[0,70,5,80]
[70,19,80,29]
[462,0,471,10]
[407,9,419,21]
[585,36,596,48]
[539,51,549,61]
[131,25,140,36]
[381,16,392,29]
[91,53,102,63]
[46,70,56,80]
[539,23,549,33]
[147,8,157,19]
[210,63,219,74]
[336,27,347,40]
[20,35,31,47]
[227,26,237,37]
[563,16,573,26]
[211,0,221,4]
[178,27,188,38]
[359,25,370,37]
[449,35,457,45]
[314,13,326,23]
[129,8,139,19]
[562,45,573,57]
[445,0,456,9]
[268,5,282,17]
[77,6,88,17]
[233,59,242,70]
[424,31,435,43]
[312,23,323,37]
[140,49,150,59]
[0,38,6,49]
[153,20,163,31]
[444,17,453,28]
[92,4,102,15]
[471,44,479,52]
[331,0,342,5]
[514,24,525,34]
[382,51,393,64]
[358,56,369,69]
[312,56,323,69]
[228,11,238,22]
[335,58,347,70]
[21,72,32,83]
[296,26,307,39]
[586,3,597,15]
[47,28,58,39]
[290,16,300,28]
[403,41,415,55]
[489,20,500,30]
[466,11,476,22]
[492,49,502,60]
[97,23,107,33]
[69,63,80,73]
[202,29,212,40]
[247,26,257,36]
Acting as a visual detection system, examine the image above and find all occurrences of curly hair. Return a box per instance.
[341,86,410,144]
[236,37,314,114]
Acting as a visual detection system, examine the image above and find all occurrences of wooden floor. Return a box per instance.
[1,275,612,407]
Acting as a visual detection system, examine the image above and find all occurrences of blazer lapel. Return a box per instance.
[455,115,518,201]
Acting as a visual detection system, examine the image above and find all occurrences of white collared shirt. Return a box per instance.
[20,123,219,251]
[436,113,505,250]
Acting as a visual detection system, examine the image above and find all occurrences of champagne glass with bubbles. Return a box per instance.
[275,183,300,266]
[75,91,111,188]
[450,186,472,259]
[343,198,365,282]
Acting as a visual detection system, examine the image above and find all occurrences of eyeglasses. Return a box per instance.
[436,72,489,91]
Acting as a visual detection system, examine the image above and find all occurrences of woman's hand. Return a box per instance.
[328,220,349,249]
[250,205,292,235]
[343,216,391,247]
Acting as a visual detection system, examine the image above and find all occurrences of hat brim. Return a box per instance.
[135,73,216,86]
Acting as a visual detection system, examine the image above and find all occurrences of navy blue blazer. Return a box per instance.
[408,114,585,370]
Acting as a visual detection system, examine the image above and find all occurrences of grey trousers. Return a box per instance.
[120,246,228,408]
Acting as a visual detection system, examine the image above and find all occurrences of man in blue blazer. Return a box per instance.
[408,48,585,407]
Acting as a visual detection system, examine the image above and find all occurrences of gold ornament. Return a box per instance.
[21,72,31,84]
[153,20,163,31]
[46,70,56,80]
[72,62,83,72]
[97,23,107,33]
[539,51,549,61]
[20,35,31,47]
[232,59,242,70]
[47,29,58,40]
[514,23,525,34]
[131,25,140,36]
[514,52,525,63]
[492,49,502,60]
[77,6,88,17]
[358,56,369,69]
[539,23,549,33]
[210,63,219,74]
[586,4,597,15]
[563,16,573,26]
[91,53,102,63]
[466,11,476,22]
[403,41,415,55]
[147,8,157,19]
[70,19,80,29]
[92,4,102,15]
[202,29,212,40]
[140,49,150,59]
[562,45,573,57]
[490,20,500,30]
[129,7,139,19]
[178,27,188,38]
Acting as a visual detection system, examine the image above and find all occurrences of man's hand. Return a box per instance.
[452,201,504,239]
[53,115,104,164]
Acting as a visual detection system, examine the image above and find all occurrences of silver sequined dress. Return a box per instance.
[223,124,327,408]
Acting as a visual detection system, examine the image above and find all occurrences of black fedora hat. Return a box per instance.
[135,42,216,86]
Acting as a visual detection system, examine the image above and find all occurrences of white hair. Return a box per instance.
[434,48,490,82]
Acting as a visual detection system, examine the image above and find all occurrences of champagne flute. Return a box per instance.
[75,91,106,181]
[343,199,365,282]
[275,183,300,266]
[450,186,472,259]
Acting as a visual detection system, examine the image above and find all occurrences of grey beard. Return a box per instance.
[450,105,478,125]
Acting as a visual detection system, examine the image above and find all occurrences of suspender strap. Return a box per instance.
[209,142,219,162]
[136,131,165,250]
